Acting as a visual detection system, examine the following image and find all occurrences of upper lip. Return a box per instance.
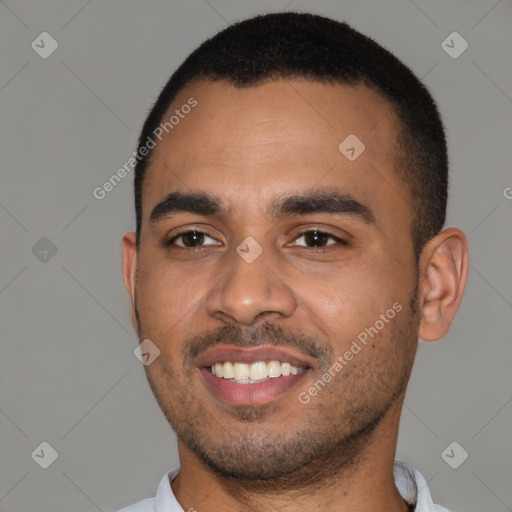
[196,345,314,369]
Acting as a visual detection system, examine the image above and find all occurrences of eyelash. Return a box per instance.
[165,228,348,249]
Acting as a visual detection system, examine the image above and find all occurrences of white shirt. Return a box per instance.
[117,460,450,512]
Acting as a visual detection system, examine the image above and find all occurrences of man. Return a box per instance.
[119,12,468,512]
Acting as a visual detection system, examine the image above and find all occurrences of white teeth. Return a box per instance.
[250,361,268,381]
[233,362,250,381]
[267,360,282,378]
[223,361,235,379]
[210,360,304,383]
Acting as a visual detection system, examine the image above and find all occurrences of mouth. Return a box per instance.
[196,346,313,406]
[210,360,305,382]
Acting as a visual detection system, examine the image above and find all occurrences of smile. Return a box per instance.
[210,360,305,383]
[197,346,313,406]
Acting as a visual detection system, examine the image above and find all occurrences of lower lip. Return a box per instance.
[200,367,309,406]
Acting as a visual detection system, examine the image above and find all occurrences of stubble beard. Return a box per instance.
[137,288,420,494]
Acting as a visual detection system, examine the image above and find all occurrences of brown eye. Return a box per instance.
[294,230,346,248]
[168,230,217,248]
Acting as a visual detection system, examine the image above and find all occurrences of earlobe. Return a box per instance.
[418,228,469,342]
[121,231,139,333]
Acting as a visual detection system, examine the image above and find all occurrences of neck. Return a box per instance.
[171,397,410,512]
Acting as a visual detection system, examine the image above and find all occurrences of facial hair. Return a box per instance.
[135,288,419,494]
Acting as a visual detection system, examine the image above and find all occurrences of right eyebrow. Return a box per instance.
[149,192,225,226]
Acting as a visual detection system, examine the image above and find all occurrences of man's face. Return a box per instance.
[129,79,420,484]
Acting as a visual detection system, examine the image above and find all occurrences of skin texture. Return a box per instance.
[122,79,468,512]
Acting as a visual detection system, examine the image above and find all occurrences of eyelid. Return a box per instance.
[290,232,347,249]
[165,226,350,248]
[166,226,222,246]
[287,225,351,244]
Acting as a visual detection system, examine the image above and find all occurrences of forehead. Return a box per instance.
[159,79,396,157]
[142,78,407,222]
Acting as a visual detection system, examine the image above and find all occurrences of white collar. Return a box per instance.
[118,460,450,511]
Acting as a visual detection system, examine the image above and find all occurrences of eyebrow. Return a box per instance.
[149,189,374,226]
[149,192,223,224]
[271,190,374,224]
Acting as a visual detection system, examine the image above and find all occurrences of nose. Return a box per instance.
[205,246,297,326]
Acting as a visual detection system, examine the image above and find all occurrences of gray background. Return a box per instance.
[1,1,511,511]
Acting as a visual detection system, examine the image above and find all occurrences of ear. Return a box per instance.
[122,231,139,334]
[417,228,469,341]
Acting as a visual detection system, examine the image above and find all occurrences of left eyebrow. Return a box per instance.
[270,189,375,224]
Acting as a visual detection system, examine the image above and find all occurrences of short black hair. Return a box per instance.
[134,12,448,258]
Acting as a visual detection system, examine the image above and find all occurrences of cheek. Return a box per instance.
[136,256,210,338]
[293,259,406,346]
